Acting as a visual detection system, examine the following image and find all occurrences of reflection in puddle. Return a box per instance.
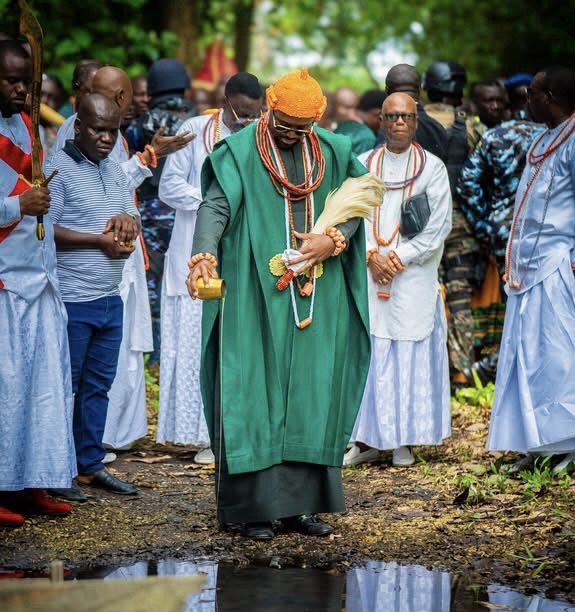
[346,561,450,611]
[486,585,575,612]
[51,559,575,611]
[347,562,575,611]
[105,560,217,611]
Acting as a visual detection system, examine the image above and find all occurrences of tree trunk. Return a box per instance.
[233,0,255,72]
[162,0,200,73]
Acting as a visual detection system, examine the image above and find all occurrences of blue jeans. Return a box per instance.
[65,296,123,475]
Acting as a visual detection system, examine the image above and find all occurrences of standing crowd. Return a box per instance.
[2,31,575,539]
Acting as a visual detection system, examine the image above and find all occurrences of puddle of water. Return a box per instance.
[4,559,575,611]
[102,559,575,611]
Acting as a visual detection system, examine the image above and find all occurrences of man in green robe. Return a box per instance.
[187,69,371,540]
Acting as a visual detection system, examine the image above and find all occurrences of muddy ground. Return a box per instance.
[1,374,574,602]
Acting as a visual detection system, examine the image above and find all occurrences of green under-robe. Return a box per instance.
[193,123,371,523]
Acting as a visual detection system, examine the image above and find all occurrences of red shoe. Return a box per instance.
[0,504,25,527]
[27,489,72,515]
[0,570,25,579]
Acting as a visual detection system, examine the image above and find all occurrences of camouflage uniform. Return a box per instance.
[457,119,545,276]
[425,102,480,375]
[456,119,545,355]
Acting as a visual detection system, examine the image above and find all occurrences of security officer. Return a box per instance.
[423,60,479,388]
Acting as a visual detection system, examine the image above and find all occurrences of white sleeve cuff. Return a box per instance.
[1,196,22,227]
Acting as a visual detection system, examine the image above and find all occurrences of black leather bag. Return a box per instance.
[400,192,431,239]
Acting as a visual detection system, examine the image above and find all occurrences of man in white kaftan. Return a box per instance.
[0,40,75,526]
[157,72,263,464]
[345,92,452,467]
[488,67,575,474]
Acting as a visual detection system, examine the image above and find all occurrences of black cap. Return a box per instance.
[147,58,191,97]
[422,61,467,96]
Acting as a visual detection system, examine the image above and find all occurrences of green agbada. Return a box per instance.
[199,124,371,476]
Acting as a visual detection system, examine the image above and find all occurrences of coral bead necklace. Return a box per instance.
[256,112,325,201]
[202,110,223,154]
[367,142,425,247]
[257,115,322,328]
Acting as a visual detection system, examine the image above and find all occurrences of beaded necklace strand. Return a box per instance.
[505,113,575,287]
[528,112,575,164]
[202,110,223,154]
[256,112,325,200]
[265,130,317,327]
[367,142,426,248]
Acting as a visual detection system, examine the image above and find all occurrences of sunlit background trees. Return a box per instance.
[2,0,574,91]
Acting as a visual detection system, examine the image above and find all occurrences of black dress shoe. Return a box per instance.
[80,470,138,495]
[282,514,334,536]
[471,352,499,385]
[243,522,275,540]
[48,480,88,502]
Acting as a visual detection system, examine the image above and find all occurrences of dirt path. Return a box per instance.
[1,395,574,602]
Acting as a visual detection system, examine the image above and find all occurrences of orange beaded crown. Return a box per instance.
[266,68,327,121]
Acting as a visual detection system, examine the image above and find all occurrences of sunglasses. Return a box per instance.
[383,112,417,123]
[271,111,315,135]
[229,102,262,125]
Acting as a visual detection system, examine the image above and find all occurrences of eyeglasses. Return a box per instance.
[271,111,315,135]
[382,112,417,123]
[229,102,262,125]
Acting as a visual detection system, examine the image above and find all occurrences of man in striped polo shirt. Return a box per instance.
[46,93,140,498]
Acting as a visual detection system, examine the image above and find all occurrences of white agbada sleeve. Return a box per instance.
[119,155,152,191]
[159,125,204,211]
[159,114,230,296]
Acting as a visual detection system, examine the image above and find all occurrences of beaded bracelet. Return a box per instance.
[325,226,347,256]
[188,252,218,269]
[366,247,378,265]
[388,249,405,271]
[144,144,158,168]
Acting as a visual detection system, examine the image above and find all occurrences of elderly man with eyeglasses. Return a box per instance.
[186,69,373,541]
[157,72,263,466]
[345,92,452,468]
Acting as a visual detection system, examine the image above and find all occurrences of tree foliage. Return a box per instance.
[392,0,575,81]
[264,0,575,87]
[1,0,574,95]
[0,0,179,90]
